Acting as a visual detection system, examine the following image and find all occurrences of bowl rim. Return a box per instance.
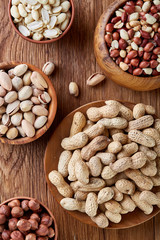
[0,61,57,145]
[44,99,160,229]
[94,0,160,90]
[0,196,58,240]
[8,0,75,44]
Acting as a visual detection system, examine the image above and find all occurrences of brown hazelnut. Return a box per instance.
[36,224,48,236]
[17,219,31,232]
[28,219,38,230]
[48,227,55,238]
[8,200,20,208]
[0,215,6,225]
[21,201,29,212]
[41,216,52,227]
[10,231,24,240]
[2,230,10,240]
[30,213,40,223]
[0,225,4,233]
[0,206,11,217]
[37,237,48,240]
[11,207,24,218]
[28,200,40,211]
[25,233,36,240]
[8,218,18,231]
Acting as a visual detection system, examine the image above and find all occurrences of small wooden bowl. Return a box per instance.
[0,196,58,239]
[8,0,75,44]
[94,0,160,91]
[44,100,160,229]
[0,61,57,145]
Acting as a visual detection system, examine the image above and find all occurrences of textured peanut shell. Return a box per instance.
[128,130,156,147]
[112,186,123,202]
[104,200,122,214]
[117,142,138,159]
[139,145,157,161]
[139,191,160,205]
[105,211,122,223]
[120,195,136,212]
[74,191,88,201]
[143,128,160,145]
[79,177,106,192]
[112,133,128,145]
[75,160,89,184]
[58,150,72,177]
[70,112,86,136]
[84,123,105,140]
[91,213,109,228]
[68,150,81,181]
[151,175,160,186]
[61,132,88,150]
[108,141,122,154]
[98,117,128,129]
[110,157,132,173]
[101,166,117,180]
[96,152,116,165]
[115,179,135,195]
[131,192,153,215]
[127,115,154,132]
[60,198,85,212]
[141,160,157,177]
[97,187,114,204]
[85,193,98,217]
[88,156,102,177]
[131,152,148,169]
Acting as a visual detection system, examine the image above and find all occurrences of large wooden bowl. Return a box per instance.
[44,100,160,229]
[94,0,160,91]
[0,196,58,239]
[8,0,75,44]
[0,61,57,145]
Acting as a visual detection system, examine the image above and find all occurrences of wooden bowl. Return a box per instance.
[94,0,160,91]
[0,196,58,239]
[0,61,57,145]
[44,100,160,229]
[8,0,75,44]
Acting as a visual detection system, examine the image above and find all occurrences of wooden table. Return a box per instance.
[0,0,160,239]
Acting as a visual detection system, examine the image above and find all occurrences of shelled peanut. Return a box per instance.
[105,0,160,76]
[0,64,52,140]
[49,100,160,228]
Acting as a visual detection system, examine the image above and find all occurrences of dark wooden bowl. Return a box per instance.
[44,100,160,229]
[8,0,75,44]
[0,61,57,145]
[0,196,58,239]
[94,0,160,91]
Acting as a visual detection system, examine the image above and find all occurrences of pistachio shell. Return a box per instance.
[32,105,48,116]
[34,116,47,129]
[0,86,7,97]
[0,125,8,135]
[42,62,55,76]
[12,76,23,91]
[0,72,12,91]
[5,91,18,103]
[18,86,33,101]
[6,100,20,115]
[6,127,18,139]
[22,120,35,137]
[38,92,51,104]
[32,88,43,97]
[0,97,4,107]
[23,70,32,85]
[24,112,35,125]
[31,71,48,90]
[17,126,26,137]
[0,106,6,114]
[2,114,11,126]
[11,113,23,126]
[87,73,106,86]
[31,96,40,105]
[8,69,15,79]
[13,64,28,76]
[20,100,33,112]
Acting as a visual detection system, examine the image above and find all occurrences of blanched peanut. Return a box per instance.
[131,192,153,215]
[58,150,72,177]
[61,132,88,150]
[83,123,105,140]
[98,117,128,129]
[105,211,122,223]
[75,159,89,184]
[105,200,122,214]
[91,213,109,228]
[60,198,85,212]
[126,115,154,132]
[117,142,138,159]
[115,179,135,195]
[120,195,136,212]
[87,156,102,177]
[108,141,122,154]
[49,171,73,198]
[112,133,128,145]
[81,136,111,161]
[97,187,114,204]
[128,130,156,147]
[139,191,160,205]
[112,186,123,201]
[85,193,98,217]
[96,152,116,165]
[70,112,86,136]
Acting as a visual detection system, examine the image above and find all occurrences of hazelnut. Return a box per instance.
[25,233,36,240]
[0,206,11,217]
[11,207,24,218]
[17,219,31,232]
[2,230,10,240]
[48,227,55,238]
[41,216,52,227]
[0,215,6,225]
[28,200,40,211]
[36,224,49,236]
[28,219,38,230]
[30,213,40,222]
[21,201,29,212]
[10,231,24,240]
[37,237,48,240]
[8,200,20,208]
[0,225,4,233]
[8,218,18,231]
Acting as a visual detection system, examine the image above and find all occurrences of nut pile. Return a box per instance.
[105,0,160,76]
[0,198,55,240]
[49,100,160,228]
[0,64,51,140]
[10,0,71,41]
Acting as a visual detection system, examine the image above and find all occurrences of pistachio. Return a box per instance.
[31,71,48,90]
[34,116,47,129]
[32,105,48,116]
[22,119,36,137]
[42,61,55,76]
[5,91,18,103]
[24,112,35,125]
[6,127,18,139]
[12,76,23,91]
[31,96,41,105]
[18,86,33,101]
[6,100,20,115]
[11,113,23,126]
[69,82,79,97]
[87,73,106,86]
[2,114,11,126]
[32,88,43,97]
[0,125,8,136]
[0,71,12,91]
[17,126,26,137]
[0,86,7,97]
[13,64,28,76]
[8,69,15,79]
[0,106,6,114]
[0,97,4,107]
[20,100,33,112]
[23,70,32,85]
[38,92,51,104]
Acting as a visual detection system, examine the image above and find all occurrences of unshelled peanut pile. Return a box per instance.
[49,100,160,228]
[105,0,160,76]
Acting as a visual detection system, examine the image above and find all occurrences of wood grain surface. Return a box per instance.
[0,0,160,240]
